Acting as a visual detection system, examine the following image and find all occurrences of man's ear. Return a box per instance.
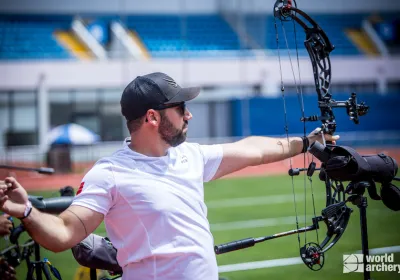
[146,110,159,125]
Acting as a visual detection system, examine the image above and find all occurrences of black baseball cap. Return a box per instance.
[121,72,201,121]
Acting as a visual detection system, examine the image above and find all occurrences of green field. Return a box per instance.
[3,174,400,280]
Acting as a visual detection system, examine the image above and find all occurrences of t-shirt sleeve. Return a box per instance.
[198,144,223,182]
[71,160,116,216]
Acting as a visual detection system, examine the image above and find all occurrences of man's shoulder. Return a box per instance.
[83,157,114,178]
[91,153,132,170]
[174,142,201,155]
[175,142,223,155]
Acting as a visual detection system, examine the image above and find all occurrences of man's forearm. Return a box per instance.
[21,208,72,252]
[213,128,330,180]
[242,135,304,165]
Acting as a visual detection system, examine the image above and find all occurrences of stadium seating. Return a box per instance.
[0,15,73,60]
[0,13,388,59]
[126,15,241,57]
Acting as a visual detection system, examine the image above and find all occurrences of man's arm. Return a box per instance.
[22,205,104,252]
[211,128,339,180]
[211,135,303,180]
[0,177,104,253]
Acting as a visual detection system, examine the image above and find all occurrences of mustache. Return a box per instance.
[183,121,188,129]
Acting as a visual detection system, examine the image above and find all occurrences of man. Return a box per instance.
[0,72,338,280]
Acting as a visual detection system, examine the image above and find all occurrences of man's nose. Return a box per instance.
[184,108,192,120]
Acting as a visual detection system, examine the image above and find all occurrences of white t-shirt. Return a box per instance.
[72,138,223,280]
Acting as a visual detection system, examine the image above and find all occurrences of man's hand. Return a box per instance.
[0,215,12,236]
[0,177,29,218]
[0,258,17,280]
[307,127,339,146]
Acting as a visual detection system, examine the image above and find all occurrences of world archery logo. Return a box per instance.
[343,254,364,273]
[343,253,399,274]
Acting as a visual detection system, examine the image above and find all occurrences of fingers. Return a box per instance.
[0,195,9,211]
[310,127,340,142]
[0,226,12,236]
[0,259,16,279]
[4,177,20,190]
[0,181,12,195]
[326,134,340,141]
[5,218,12,227]
[0,213,13,235]
[2,213,10,219]
[0,262,16,280]
[0,215,12,225]
[0,195,8,204]
[312,127,322,135]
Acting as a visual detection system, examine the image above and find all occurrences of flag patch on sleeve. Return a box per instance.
[76,181,85,195]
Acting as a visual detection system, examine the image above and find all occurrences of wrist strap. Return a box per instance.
[20,200,32,220]
[301,136,310,153]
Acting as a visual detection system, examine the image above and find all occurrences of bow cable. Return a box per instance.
[274,0,321,254]
[273,13,301,252]
[291,14,321,248]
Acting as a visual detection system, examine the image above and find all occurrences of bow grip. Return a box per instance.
[214,238,255,254]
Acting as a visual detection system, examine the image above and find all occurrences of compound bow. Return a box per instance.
[214,0,369,271]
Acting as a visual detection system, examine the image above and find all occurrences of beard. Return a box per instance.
[158,111,188,147]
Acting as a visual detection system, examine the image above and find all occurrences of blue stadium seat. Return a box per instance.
[0,14,73,60]
[126,14,241,57]
[127,13,369,57]
[0,13,384,60]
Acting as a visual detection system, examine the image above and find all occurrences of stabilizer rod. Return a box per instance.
[214,223,318,254]
[0,165,54,175]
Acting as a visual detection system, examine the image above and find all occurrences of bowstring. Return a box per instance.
[280,16,308,247]
[273,15,301,252]
[278,8,321,249]
[292,14,320,247]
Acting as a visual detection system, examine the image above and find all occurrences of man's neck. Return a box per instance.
[128,135,169,157]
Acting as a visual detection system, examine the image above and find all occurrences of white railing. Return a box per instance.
[362,19,389,57]
[72,18,108,60]
[109,21,149,60]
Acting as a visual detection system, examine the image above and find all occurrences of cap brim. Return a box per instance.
[164,87,201,104]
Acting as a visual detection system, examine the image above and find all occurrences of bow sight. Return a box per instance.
[302,92,370,135]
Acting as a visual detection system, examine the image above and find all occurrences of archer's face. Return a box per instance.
[158,103,191,147]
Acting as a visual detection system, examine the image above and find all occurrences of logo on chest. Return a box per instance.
[180,155,188,164]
